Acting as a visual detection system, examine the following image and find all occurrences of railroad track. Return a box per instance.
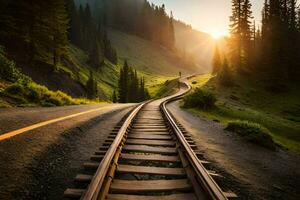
[64,78,237,200]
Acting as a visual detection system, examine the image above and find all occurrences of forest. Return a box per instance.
[0,0,177,103]
[213,0,300,88]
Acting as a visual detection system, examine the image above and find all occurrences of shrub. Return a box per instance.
[27,86,41,102]
[55,91,75,105]
[4,83,24,95]
[27,83,48,100]
[183,88,216,110]
[47,96,63,106]
[225,120,276,150]
[0,46,31,84]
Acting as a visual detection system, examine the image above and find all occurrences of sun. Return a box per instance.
[209,30,228,40]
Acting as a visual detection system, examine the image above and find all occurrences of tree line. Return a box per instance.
[0,0,120,100]
[117,60,149,103]
[76,0,176,50]
[213,0,300,86]
[0,0,69,68]
[66,0,117,68]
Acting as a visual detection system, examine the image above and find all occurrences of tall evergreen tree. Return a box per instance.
[212,44,222,75]
[117,61,149,103]
[241,0,253,69]
[0,0,69,67]
[86,70,98,99]
[118,60,129,103]
[112,90,117,103]
[219,58,234,87]
[229,0,243,68]
[49,0,69,68]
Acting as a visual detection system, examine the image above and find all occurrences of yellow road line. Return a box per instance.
[0,105,117,141]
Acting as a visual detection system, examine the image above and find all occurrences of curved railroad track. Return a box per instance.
[64,77,236,200]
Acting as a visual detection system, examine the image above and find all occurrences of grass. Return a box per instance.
[108,29,194,76]
[1,30,184,106]
[1,82,95,107]
[67,44,178,100]
[152,78,180,98]
[185,74,300,153]
[182,88,216,110]
[225,120,276,150]
[0,47,97,107]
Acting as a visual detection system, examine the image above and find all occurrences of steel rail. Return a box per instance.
[79,77,229,200]
[161,80,228,200]
[81,102,146,200]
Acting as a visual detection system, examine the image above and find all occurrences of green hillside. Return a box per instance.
[67,43,179,99]
[187,74,300,153]
[108,29,196,76]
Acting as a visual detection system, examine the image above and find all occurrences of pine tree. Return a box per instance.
[139,77,145,101]
[219,58,234,87]
[66,0,78,44]
[212,44,222,75]
[1,0,69,67]
[229,0,243,68]
[48,0,69,69]
[90,39,104,70]
[86,70,98,99]
[118,60,129,103]
[168,12,176,49]
[112,90,117,103]
[241,0,253,69]
[287,0,299,79]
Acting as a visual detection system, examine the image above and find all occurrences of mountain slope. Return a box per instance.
[108,29,196,76]
[174,21,215,73]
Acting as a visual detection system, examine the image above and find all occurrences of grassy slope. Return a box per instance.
[66,46,119,100]
[187,74,300,153]
[108,29,191,97]
[108,29,195,76]
[0,49,95,107]
[173,21,214,73]
[1,29,185,106]
[67,45,178,99]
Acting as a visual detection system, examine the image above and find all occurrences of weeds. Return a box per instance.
[183,88,216,110]
[225,120,276,150]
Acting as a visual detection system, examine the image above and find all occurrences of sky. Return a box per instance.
[148,0,265,37]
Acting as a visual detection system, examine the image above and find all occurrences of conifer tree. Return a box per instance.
[112,90,117,103]
[219,58,234,87]
[212,45,222,75]
[90,40,104,70]
[49,0,69,68]
[118,60,129,103]
[86,70,98,99]
[139,77,145,102]
[241,0,253,68]
[229,0,243,68]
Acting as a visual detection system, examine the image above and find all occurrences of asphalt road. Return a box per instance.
[0,104,135,199]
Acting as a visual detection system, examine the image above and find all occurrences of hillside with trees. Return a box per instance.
[185,0,300,153]
[173,20,215,73]
[0,0,210,106]
[213,0,300,84]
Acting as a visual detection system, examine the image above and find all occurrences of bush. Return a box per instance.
[55,91,75,105]
[225,120,276,150]
[183,88,216,110]
[47,96,63,106]
[4,83,24,95]
[0,46,31,84]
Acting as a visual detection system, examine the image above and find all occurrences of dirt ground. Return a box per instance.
[167,101,300,200]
